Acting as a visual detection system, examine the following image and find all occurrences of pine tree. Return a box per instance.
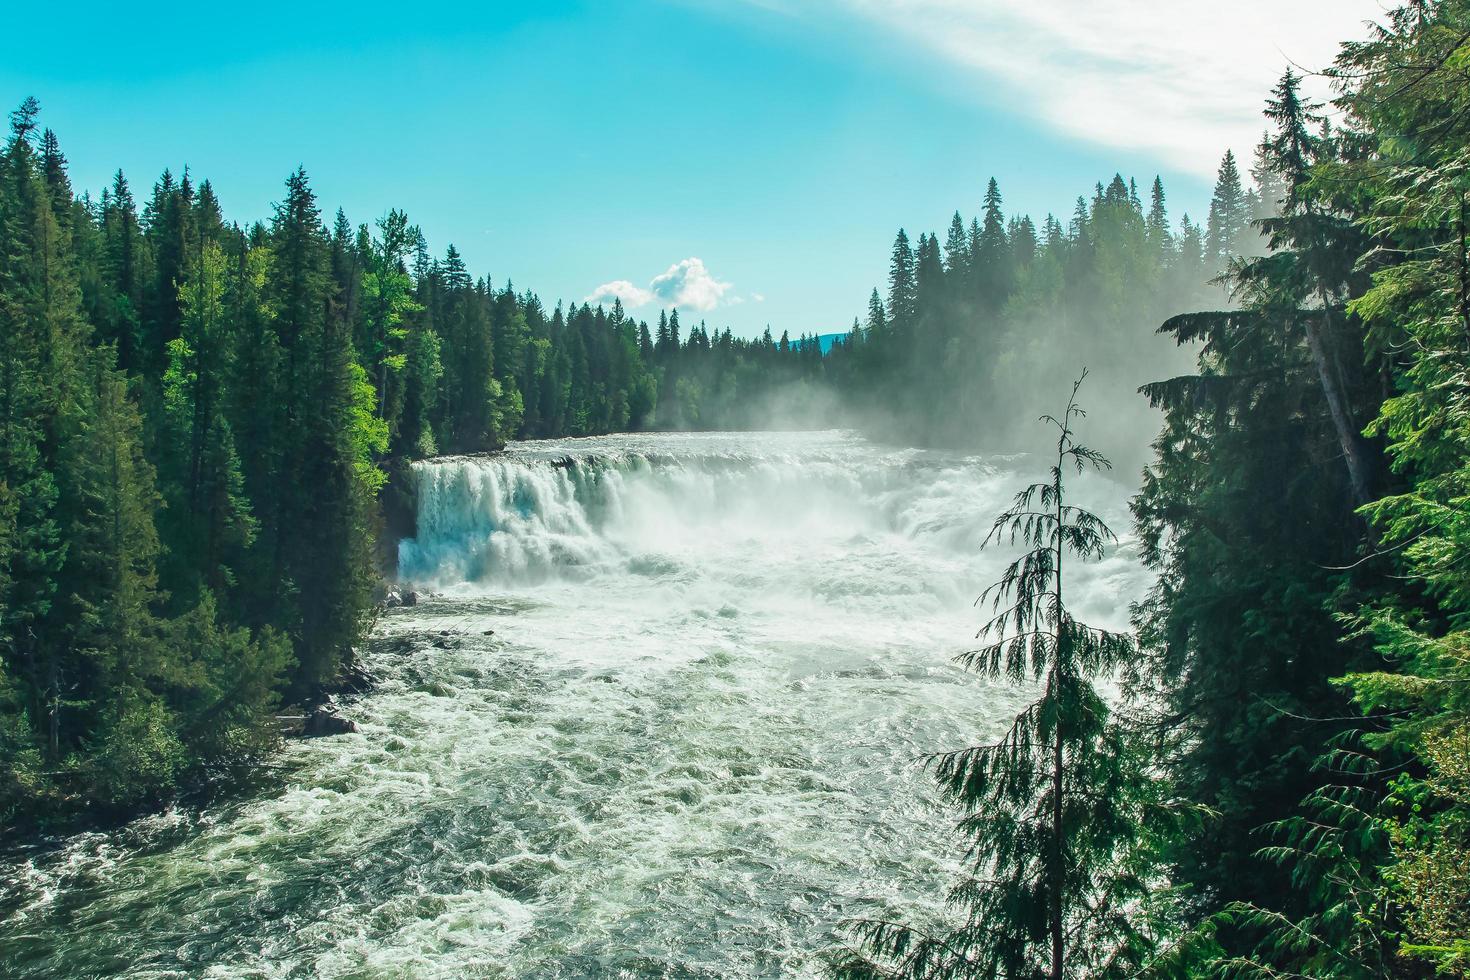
[141,168,195,374]
[1265,11,1470,974]
[435,245,471,447]
[1135,119,1384,955]
[361,208,420,424]
[99,171,143,371]
[837,375,1166,980]
[655,308,670,358]
[974,178,1009,308]
[292,268,385,687]
[1204,150,1249,265]
[1009,216,1038,270]
[887,229,917,328]
[64,350,168,771]
[0,99,90,761]
[914,231,945,311]
[944,211,969,280]
[159,238,253,601]
[1252,68,1378,507]
[224,238,281,628]
[1248,134,1287,227]
[0,106,67,760]
[1176,214,1203,269]
[38,130,73,234]
[1145,176,1172,258]
[638,319,653,361]
[865,287,886,340]
[1069,196,1091,249]
[396,300,442,459]
[264,167,386,688]
[492,282,528,403]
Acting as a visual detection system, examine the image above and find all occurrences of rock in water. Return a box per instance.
[336,658,374,694]
[384,589,417,608]
[302,707,358,737]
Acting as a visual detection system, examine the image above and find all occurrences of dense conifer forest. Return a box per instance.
[826,165,1247,470]
[3,0,1470,975]
[0,104,841,827]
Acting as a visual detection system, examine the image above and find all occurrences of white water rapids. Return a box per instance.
[0,430,1150,978]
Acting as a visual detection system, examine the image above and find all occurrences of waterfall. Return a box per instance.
[398,431,1009,590]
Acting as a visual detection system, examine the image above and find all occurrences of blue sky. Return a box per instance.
[4,0,1383,337]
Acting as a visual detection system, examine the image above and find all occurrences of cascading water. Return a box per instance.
[0,430,1150,978]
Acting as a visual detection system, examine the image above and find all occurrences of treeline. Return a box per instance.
[0,100,827,828]
[839,1,1470,977]
[823,151,1266,469]
[406,257,832,447]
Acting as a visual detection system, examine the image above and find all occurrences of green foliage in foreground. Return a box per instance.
[834,377,1184,979]
[1116,8,1470,973]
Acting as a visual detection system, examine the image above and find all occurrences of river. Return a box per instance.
[0,430,1149,978]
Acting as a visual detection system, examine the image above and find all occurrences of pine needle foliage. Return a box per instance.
[833,373,1171,980]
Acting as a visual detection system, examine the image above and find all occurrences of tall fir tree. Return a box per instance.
[1204,150,1250,266]
[887,228,917,326]
[837,377,1168,980]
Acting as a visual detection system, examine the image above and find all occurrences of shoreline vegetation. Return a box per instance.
[3,1,1470,974]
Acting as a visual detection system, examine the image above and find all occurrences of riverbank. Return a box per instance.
[0,632,381,851]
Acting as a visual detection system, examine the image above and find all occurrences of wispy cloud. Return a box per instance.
[730,0,1385,173]
[586,257,735,312]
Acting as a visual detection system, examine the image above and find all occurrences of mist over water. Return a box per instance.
[0,431,1150,978]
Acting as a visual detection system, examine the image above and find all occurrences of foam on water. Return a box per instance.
[0,430,1150,978]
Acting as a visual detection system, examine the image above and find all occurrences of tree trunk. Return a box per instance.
[1302,311,1374,509]
[1051,710,1065,980]
[1050,443,1066,980]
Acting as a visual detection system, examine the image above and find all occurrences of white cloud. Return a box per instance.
[585,257,734,312]
[731,0,1387,174]
[649,257,733,311]
[585,279,654,308]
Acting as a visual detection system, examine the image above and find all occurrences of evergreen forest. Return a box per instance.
[3,1,1470,976]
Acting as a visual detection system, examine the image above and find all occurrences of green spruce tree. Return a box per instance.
[836,375,1168,980]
